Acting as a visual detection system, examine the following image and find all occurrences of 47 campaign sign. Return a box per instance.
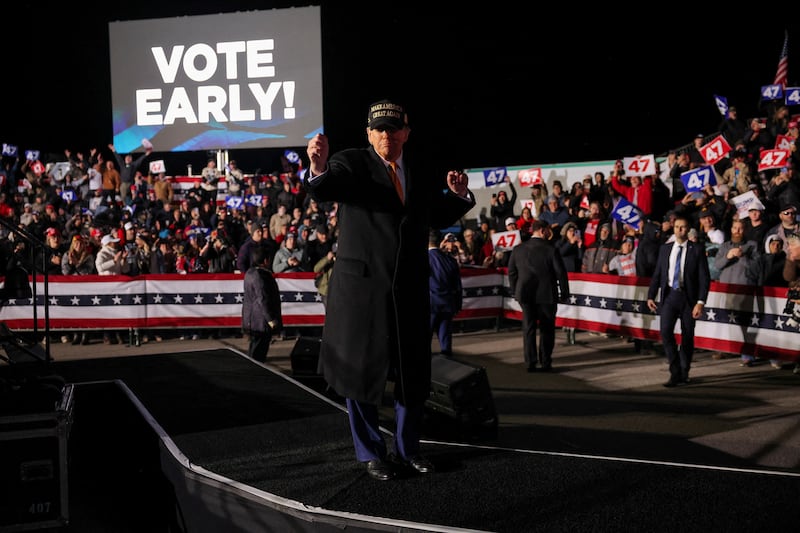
[680,165,717,193]
[621,155,656,177]
[758,149,791,172]
[516,168,543,187]
[611,197,643,228]
[699,135,731,165]
[482,167,508,188]
[491,230,521,252]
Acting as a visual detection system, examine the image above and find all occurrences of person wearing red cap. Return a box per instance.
[35,227,66,276]
[64,211,90,245]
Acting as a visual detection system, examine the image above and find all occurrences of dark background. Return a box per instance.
[4,3,799,175]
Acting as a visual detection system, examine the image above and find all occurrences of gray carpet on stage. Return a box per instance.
[3,349,799,532]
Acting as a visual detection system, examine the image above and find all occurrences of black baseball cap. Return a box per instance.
[367,99,407,130]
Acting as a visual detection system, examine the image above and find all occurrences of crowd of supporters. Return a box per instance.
[471,107,799,284]
[0,150,339,280]
[459,105,799,370]
[0,104,798,358]
[0,149,341,344]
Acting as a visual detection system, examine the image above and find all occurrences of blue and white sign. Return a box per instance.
[785,87,800,106]
[226,196,244,210]
[681,165,717,193]
[483,167,507,188]
[611,197,644,227]
[761,84,784,101]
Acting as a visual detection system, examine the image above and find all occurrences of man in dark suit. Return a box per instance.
[647,215,711,387]
[304,99,474,481]
[428,231,463,356]
[508,219,571,372]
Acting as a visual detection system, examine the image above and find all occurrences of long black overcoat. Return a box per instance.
[304,147,474,405]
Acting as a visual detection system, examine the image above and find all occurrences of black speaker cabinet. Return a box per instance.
[425,355,498,439]
[290,337,322,377]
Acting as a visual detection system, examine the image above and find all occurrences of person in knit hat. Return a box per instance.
[582,222,618,273]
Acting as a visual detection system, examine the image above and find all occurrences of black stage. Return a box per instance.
[2,347,800,532]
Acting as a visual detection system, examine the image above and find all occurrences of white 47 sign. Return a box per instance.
[491,230,521,252]
[622,155,656,177]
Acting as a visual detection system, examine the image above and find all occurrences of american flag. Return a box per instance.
[774,31,789,88]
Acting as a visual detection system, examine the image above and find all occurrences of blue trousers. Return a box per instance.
[346,398,423,462]
[430,311,455,355]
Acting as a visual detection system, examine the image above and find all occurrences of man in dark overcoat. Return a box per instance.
[304,99,474,480]
[241,246,282,363]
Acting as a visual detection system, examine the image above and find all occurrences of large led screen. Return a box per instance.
[109,6,323,153]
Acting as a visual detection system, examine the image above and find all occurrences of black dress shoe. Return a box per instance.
[663,380,679,388]
[365,459,394,481]
[406,455,435,474]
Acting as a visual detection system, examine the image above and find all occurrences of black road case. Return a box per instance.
[0,383,74,531]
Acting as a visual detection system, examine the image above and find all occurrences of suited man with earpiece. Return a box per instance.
[647,215,710,388]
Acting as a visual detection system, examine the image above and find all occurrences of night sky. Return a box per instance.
[5,3,799,175]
